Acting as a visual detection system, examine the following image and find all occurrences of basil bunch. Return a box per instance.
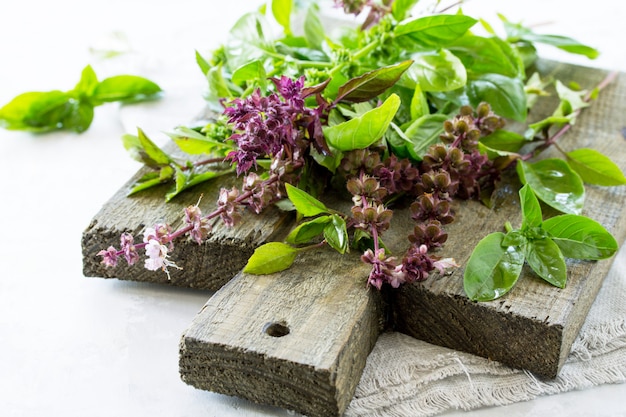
[87,0,624,297]
[115,0,608,201]
[0,65,161,133]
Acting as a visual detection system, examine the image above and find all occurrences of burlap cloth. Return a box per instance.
[346,246,626,416]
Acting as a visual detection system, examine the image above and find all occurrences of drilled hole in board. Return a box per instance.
[263,321,290,337]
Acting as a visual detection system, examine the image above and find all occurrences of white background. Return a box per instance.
[1,1,625,416]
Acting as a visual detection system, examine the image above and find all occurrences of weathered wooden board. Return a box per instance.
[178,195,409,417]
[81,158,294,290]
[84,59,625,415]
[179,250,383,417]
[393,61,626,378]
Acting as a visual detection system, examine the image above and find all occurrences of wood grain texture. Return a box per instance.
[179,248,384,417]
[81,150,294,290]
[393,61,626,378]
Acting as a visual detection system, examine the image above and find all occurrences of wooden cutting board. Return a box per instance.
[83,60,626,416]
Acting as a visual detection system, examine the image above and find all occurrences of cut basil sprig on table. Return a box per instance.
[464,184,617,301]
[0,65,161,133]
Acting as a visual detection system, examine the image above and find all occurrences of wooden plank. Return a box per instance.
[393,62,626,378]
[81,158,294,290]
[178,249,384,417]
[87,58,624,417]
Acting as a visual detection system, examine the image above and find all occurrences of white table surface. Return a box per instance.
[1,1,624,416]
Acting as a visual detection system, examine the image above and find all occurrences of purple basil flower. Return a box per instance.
[120,232,139,265]
[217,187,242,227]
[98,246,119,267]
[144,238,181,279]
[402,244,435,283]
[223,76,315,176]
[184,202,211,244]
[361,248,406,289]
[270,76,306,111]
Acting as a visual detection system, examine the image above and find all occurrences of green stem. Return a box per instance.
[352,41,379,62]
[297,240,327,252]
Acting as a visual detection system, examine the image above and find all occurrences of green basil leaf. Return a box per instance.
[335,61,413,103]
[392,0,420,21]
[323,94,400,151]
[195,50,211,76]
[449,35,524,78]
[479,129,527,153]
[532,34,599,59]
[463,232,526,301]
[0,90,71,132]
[128,172,164,195]
[206,66,234,106]
[517,159,585,214]
[164,166,189,202]
[519,183,542,229]
[413,49,466,92]
[159,165,175,181]
[395,14,477,48]
[403,113,448,161]
[467,73,527,121]
[565,148,626,186]
[286,215,332,244]
[64,100,95,133]
[225,12,274,71]
[543,214,618,260]
[410,83,429,120]
[503,19,599,59]
[73,65,99,98]
[166,168,233,202]
[167,126,233,156]
[243,242,298,274]
[231,60,267,89]
[525,238,567,288]
[271,0,292,34]
[285,183,330,217]
[92,75,161,104]
[555,80,589,115]
[121,133,145,164]
[304,3,325,49]
[324,214,349,254]
[138,128,171,166]
[122,129,171,168]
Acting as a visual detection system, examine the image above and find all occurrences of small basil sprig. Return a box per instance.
[463,184,617,301]
[244,184,349,275]
[0,65,161,133]
[480,77,626,214]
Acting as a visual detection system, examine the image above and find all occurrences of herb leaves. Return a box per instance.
[0,65,161,133]
[464,184,617,301]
